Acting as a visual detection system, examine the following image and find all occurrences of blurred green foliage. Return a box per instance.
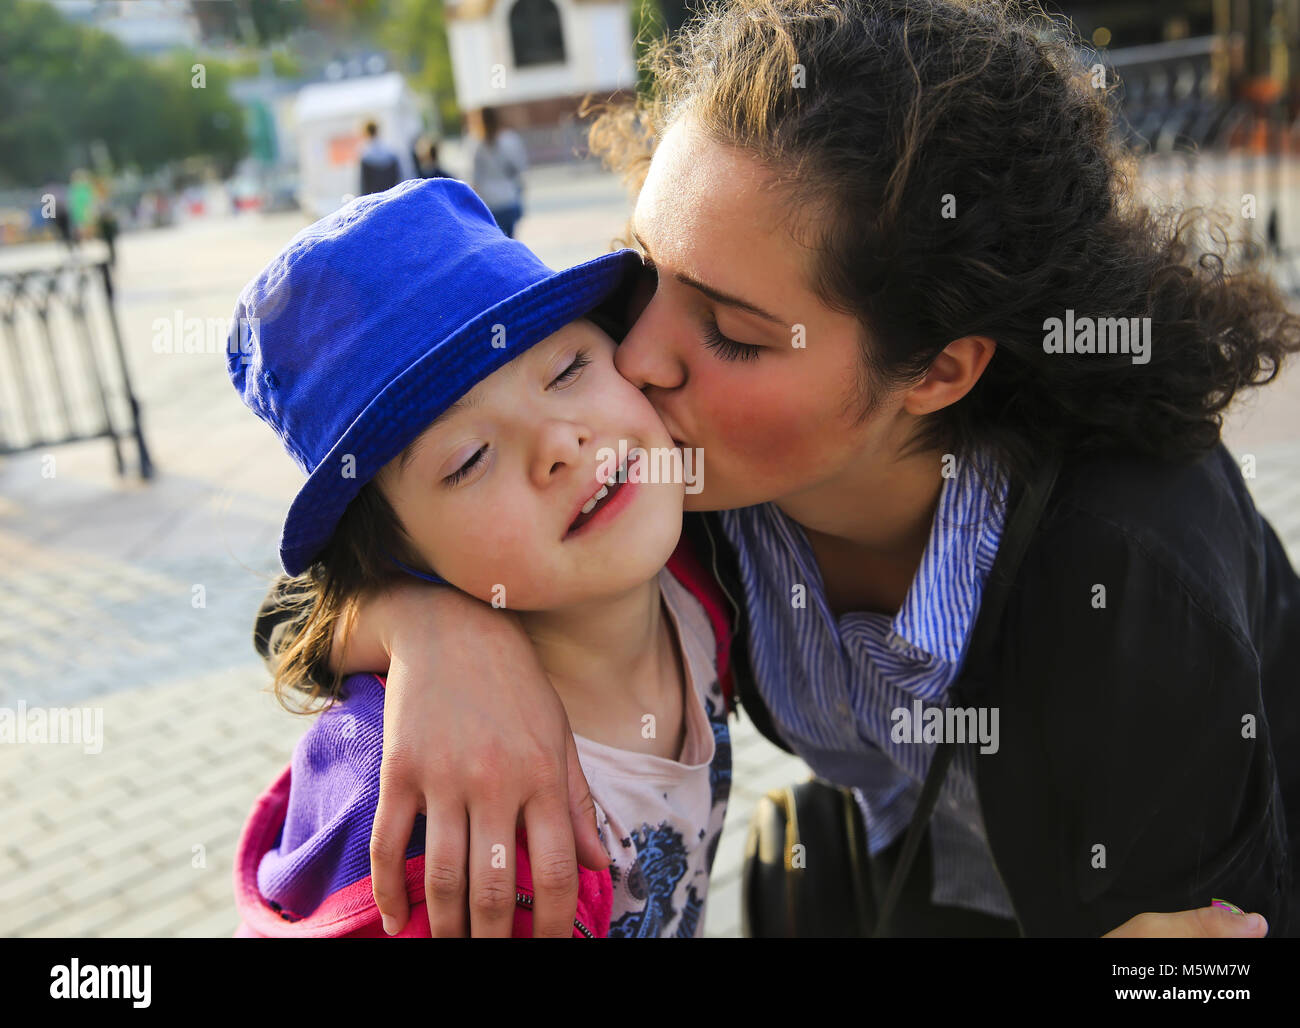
[0,1,248,187]
[374,0,459,132]
[631,0,670,98]
[1,0,689,188]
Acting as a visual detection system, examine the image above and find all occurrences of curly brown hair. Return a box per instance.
[586,0,1300,484]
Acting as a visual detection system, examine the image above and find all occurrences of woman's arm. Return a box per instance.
[251,574,609,936]
[328,579,609,937]
[251,571,1264,937]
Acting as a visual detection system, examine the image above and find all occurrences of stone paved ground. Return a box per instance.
[1,161,1298,939]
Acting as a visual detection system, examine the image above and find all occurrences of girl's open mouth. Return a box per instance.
[564,455,640,538]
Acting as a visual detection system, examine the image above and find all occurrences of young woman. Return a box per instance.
[256,0,1300,937]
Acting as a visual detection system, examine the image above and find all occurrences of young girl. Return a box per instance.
[229,177,733,938]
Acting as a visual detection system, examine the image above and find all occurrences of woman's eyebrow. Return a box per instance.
[632,229,786,325]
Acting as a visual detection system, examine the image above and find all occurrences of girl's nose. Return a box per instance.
[530,417,591,488]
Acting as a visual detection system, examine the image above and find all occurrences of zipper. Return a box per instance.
[700,513,746,716]
[514,889,595,939]
[700,514,743,625]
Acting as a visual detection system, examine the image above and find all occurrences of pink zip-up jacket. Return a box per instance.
[233,539,735,938]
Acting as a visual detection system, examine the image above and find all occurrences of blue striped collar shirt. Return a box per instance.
[719,452,1017,919]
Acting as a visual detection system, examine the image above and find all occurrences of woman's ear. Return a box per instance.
[903,335,996,416]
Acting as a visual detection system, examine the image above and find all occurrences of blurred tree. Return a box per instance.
[247,0,308,44]
[0,1,248,187]
[632,0,670,96]
[301,0,389,37]
[375,0,459,131]
[654,0,692,35]
[192,0,306,45]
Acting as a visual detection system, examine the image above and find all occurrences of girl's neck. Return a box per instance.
[517,575,675,723]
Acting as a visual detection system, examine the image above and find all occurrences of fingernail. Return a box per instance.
[381,915,397,936]
[1211,898,1245,915]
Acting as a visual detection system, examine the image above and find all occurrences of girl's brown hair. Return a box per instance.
[586,0,1300,485]
[267,481,426,715]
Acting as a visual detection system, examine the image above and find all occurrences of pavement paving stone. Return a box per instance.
[168,907,240,940]
[13,893,133,940]
[7,811,119,867]
[51,851,159,907]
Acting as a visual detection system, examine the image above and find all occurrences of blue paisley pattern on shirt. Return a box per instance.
[609,821,690,938]
[705,694,732,813]
[606,691,733,937]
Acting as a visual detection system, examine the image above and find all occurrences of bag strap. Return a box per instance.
[666,536,735,712]
[872,450,1062,937]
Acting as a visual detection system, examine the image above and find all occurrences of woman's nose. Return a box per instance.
[615,295,687,392]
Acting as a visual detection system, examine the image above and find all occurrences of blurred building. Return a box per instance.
[446,0,636,160]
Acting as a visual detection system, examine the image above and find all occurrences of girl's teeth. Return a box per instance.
[581,485,609,514]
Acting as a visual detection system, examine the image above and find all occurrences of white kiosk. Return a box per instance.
[294,73,426,219]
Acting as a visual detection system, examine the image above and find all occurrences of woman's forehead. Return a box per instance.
[634,121,820,316]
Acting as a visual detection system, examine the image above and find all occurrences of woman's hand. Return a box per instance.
[336,581,610,937]
[1103,904,1268,937]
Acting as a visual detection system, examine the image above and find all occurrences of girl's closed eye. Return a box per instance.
[441,349,592,487]
[443,444,487,486]
[548,349,591,388]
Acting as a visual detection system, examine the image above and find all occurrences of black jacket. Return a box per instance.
[685,442,1298,937]
[254,442,1299,936]
[359,147,401,196]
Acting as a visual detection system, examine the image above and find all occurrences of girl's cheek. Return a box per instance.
[603,376,668,444]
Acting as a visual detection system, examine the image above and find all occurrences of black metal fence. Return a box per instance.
[0,259,153,478]
[1107,37,1300,294]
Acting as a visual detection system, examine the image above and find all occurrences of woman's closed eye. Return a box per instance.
[443,444,487,486]
[702,315,761,362]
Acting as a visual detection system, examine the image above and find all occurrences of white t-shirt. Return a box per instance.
[575,568,732,937]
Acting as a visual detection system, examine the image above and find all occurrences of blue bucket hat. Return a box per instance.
[228,177,642,577]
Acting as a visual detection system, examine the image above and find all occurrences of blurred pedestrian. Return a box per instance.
[411,135,452,180]
[67,170,95,242]
[41,181,74,249]
[359,120,401,196]
[467,107,527,237]
[93,175,119,266]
